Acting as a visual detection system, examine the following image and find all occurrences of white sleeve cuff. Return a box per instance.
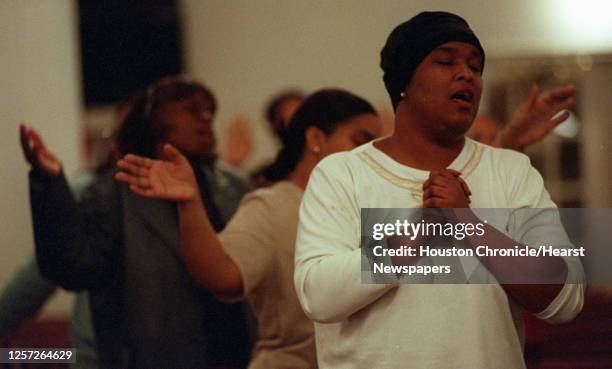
[536,282,585,324]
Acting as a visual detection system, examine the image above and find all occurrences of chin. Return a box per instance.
[456,112,479,130]
[445,120,472,136]
[430,123,469,146]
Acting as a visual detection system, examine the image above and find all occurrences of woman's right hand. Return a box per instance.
[115,143,199,202]
[19,123,61,176]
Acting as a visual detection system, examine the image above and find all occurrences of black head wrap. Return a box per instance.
[380,11,485,110]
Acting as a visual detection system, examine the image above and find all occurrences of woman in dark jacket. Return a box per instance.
[20,77,252,369]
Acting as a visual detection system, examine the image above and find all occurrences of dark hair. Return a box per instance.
[264,88,376,181]
[115,76,216,158]
[264,90,305,138]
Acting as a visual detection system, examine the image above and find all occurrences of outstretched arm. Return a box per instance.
[20,124,121,290]
[497,84,577,151]
[116,144,243,299]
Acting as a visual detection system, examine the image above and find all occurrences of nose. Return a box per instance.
[200,110,214,123]
[455,63,475,82]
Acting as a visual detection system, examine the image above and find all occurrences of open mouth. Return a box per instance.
[451,90,474,104]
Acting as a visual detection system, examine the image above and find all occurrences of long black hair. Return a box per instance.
[115,76,216,158]
[264,88,376,181]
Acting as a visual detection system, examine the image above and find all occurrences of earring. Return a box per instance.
[313,146,321,153]
[400,91,407,98]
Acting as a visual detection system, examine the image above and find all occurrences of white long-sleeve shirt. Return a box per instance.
[294,138,584,369]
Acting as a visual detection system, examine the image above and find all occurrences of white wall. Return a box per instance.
[0,0,82,316]
[181,0,612,168]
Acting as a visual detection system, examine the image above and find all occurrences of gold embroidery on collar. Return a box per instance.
[358,144,483,199]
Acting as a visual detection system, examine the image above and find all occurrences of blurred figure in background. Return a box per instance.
[467,84,576,150]
[1,94,142,369]
[21,76,252,369]
[220,90,306,186]
[264,90,305,140]
[254,90,305,186]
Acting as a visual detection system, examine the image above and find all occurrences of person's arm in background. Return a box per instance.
[496,84,576,151]
[21,124,122,290]
[219,114,254,168]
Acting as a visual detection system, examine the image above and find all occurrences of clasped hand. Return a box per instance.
[422,169,471,209]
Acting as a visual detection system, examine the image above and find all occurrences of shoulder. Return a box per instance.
[302,148,372,211]
[241,181,301,207]
[221,183,301,240]
[313,144,370,180]
[309,144,378,197]
[475,140,532,170]
[473,140,551,207]
[470,140,535,186]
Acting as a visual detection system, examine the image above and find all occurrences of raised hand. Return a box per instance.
[422,169,471,209]
[115,144,198,201]
[19,123,61,176]
[499,84,577,151]
[220,114,253,167]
